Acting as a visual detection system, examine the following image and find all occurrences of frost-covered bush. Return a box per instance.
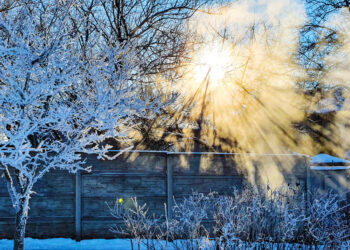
[109,187,349,250]
[109,198,161,250]
[303,191,350,249]
[213,186,349,249]
[173,192,213,237]
[167,192,214,249]
[109,193,214,250]
[213,185,304,248]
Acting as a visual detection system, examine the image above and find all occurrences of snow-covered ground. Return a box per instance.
[0,238,194,250]
[0,238,197,250]
[1,238,349,249]
[0,238,137,250]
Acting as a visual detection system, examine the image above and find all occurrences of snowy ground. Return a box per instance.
[0,238,139,250]
[1,238,349,249]
[0,238,196,250]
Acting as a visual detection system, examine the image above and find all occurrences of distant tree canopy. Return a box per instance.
[1,0,349,154]
[295,0,350,156]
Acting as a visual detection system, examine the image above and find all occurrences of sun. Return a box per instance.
[192,41,234,87]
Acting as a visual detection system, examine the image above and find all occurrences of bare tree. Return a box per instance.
[63,0,218,151]
[296,0,350,156]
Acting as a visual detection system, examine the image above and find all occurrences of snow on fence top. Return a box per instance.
[310,154,350,170]
[310,154,350,164]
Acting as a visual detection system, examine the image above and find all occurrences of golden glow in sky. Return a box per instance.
[192,41,235,87]
[175,0,307,159]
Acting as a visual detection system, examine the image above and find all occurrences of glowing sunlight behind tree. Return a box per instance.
[175,0,307,153]
[121,0,350,187]
[164,0,310,186]
[192,41,235,87]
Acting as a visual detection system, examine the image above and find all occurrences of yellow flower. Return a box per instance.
[118,198,123,204]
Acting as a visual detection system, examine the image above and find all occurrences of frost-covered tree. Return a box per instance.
[0,1,144,249]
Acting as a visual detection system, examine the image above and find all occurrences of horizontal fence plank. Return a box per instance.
[83,197,166,217]
[0,197,75,217]
[82,176,166,197]
[84,152,166,173]
[174,176,245,195]
[84,171,165,177]
[0,217,75,223]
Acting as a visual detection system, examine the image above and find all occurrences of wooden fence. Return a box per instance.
[0,151,323,240]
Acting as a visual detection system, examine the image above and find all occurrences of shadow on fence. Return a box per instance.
[0,151,348,239]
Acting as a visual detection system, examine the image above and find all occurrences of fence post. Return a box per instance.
[166,153,173,219]
[75,170,82,241]
[305,156,311,216]
[306,156,311,195]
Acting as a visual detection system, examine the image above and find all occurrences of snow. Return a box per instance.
[314,98,341,114]
[0,238,138,250]
[0,238,210,250]
[0,238,207,250]
[310,154,350,164]
[0,238,349,250]
[310,166,350,170]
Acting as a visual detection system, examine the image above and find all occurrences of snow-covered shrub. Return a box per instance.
[173,192,213,237]
[109,187,349,250]
[303,191,350,249]
[109,198,161,250]
[167,192,215,249]
[109,193,215,250]
[213,184,304,248]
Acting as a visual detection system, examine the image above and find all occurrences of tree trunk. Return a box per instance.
[13,196,29,250]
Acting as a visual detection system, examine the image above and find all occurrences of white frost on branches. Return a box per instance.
[110,187,350,249]
[0,1,144,217]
